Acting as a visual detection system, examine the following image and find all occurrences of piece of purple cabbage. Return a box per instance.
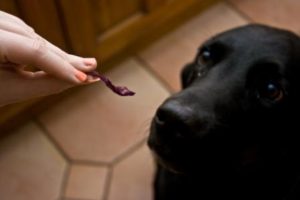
[87,71,135,96]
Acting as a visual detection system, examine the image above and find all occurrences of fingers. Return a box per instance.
[0,68,101,106]
[0,12,99,84]
[0,11,101,106]
[23,35,98,76]
[40,37,98,72]
[0,19,33,38]
[0,11,34,33]
[0,30,97,84]
[68,55,97,71]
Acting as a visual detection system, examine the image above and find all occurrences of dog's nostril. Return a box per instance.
[155,105,174,126]
[155,111,167,125]
[155,100,193,127]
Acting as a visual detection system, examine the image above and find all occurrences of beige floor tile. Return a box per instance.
[139,2,248,91]
[107,143,155,200]
[37,59,170,163]
[64,164,108,200]
[0,122,67,200]
[229,0,300,32]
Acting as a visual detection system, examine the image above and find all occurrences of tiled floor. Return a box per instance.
[1,0,300,199]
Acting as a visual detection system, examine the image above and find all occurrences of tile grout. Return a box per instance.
[63,198,95,200]
[225,0,254,23]
[33,117,71,162]
[71,160,110,167]
[133,55,175,94]
[59,164,72,199]
[101,167,113,200]
[32,82,151,200]
[111,137,148,166]
[60,162,112,200]
[33,117,74,199]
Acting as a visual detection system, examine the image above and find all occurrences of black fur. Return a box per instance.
[148,24,300,200]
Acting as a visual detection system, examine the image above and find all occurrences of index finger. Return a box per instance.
[0,30,87,83]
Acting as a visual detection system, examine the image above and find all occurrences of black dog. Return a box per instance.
[148,24,300,200]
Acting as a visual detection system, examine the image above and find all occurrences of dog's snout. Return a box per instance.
[155,100,194,131]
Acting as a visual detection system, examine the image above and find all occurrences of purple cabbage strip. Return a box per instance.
[87,71,135,96]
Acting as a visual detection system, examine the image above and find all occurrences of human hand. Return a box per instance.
[0,11,99,107]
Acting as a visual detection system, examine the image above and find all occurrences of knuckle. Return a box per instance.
[31,37,47,57]
[27,27,35,34]
[16,17,25,24]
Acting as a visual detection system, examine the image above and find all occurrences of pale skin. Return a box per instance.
[0,11,99,107]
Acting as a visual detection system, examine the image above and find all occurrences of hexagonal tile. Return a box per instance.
[37,59,170,163]
[139,2,248,91]
[64,164,108,200]
[107,143,155,200]
[229,0,300,33]
[0,121,67,200]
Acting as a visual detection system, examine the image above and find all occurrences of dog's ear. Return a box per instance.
[181,63,195,89]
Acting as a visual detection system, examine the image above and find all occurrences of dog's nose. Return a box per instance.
[155,100,194,132]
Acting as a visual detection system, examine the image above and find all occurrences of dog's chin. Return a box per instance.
[148,136,217,174]
[148,131,215,174]
[148,128,260,176]
[152,151,186,174]
[148,135,191,173]
[150,145,261,178]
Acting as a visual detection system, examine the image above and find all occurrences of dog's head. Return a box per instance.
[148,24,300,175]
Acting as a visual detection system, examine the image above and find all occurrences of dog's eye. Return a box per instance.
[257,82,284,102]
[197,43,226,66]
[197,47,212,65]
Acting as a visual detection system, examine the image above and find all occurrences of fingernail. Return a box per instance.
[84,58,97,66]
[87,75,100,83]
[75,70,87,82]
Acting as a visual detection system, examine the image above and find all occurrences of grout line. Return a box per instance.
[63,198,95,200]
[101,167,113,200]
[59,162,112,200]
[225,0,254,23]
[101,138,150,199]
[33,117,71,162]
[72,160,111,167]
[111,137,148,165]
[33,118,74,200]
[59,163,72,199]
[133,55,175,94]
